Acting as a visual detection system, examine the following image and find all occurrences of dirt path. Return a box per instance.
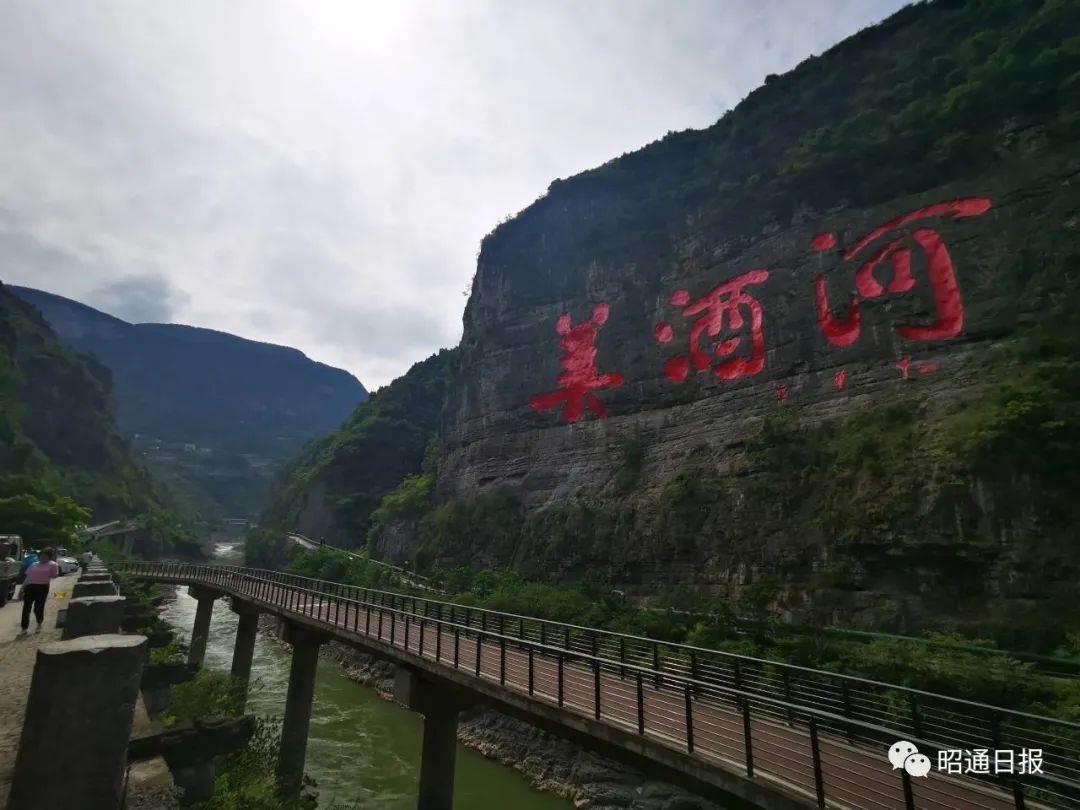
[0,574,78,799]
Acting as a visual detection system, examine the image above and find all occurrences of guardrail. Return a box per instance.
[116,561,1080,810]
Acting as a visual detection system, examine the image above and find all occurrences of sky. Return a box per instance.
[0,0,906,389]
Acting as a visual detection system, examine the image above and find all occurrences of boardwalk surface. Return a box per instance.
[254,585,1023,810]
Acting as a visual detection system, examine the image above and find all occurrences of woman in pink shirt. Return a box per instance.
[20,547,59,635]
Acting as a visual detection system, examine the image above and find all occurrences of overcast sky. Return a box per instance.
[0,0,905,388]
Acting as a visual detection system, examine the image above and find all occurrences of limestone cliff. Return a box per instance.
[431,0,1080,635]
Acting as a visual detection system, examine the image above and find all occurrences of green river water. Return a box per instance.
[159,542,570,809]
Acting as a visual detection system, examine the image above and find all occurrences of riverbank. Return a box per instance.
[307,622,717,810]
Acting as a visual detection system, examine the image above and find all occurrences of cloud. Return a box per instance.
[91,275,190,324]
[0,0,906,388]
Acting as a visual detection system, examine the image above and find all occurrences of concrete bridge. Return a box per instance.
[114,562,1080,810]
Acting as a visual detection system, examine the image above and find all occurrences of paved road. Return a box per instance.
[0,575,77,799]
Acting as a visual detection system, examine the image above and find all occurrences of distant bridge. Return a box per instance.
[115,562,1080,810]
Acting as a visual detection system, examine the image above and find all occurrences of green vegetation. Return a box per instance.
[162,670,245,727]
[13,286,367,522]
[260,349,455,549]
[422,566,1079,720]
[485,0,1078,272]
[0,284,202,554]
[0,475,89,543]
[285,547,400,589]
[194,718,293,810]
[150,637,187,666]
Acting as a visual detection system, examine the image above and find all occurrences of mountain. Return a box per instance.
[262,0,1080,649]
[0,282,199,553]
[12,286,367,519]
[252,348,455,561]
[427,0,1080,644]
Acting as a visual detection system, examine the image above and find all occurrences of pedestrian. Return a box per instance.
[19,547,59,635]
[80,548,93,573]
[12,548,38,602]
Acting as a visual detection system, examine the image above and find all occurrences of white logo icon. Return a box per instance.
[905,753,932,778]
[888,740,919,770]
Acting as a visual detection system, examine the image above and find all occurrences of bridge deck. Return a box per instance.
[123,565,1076,810]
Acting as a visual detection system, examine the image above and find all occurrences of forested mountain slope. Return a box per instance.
[0,282,197,551]
[12,286,367,519]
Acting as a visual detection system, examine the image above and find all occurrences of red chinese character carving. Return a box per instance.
[775,383,788,402]
[834,368,847,390]
[916,360,939,375]
[898,357,911,379]
[654,268,770,383]
[530,303,624,423]
[813,198,990,347]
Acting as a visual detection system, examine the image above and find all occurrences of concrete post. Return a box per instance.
[276,623,325,800]
[6,634,147,810]
[62,595,127,639]
[187,585,221,668]
[394,669,463,810]
[230,599,260,706]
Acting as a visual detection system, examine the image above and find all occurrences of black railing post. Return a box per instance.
[435,621,441,662]
[783,670,794,725]
[500,637,506,685]
[636,672,645,734]
[689,651,698,696]
[528,648,535,695]
[733,658,742,691]
[378,609,384,640]
[365,605,371,636]
[594,658,601,720]
[653,645,661,688]
[454,627,460,668]
[1013,780,1025,810]
[475,634,482,677]
[558,655,565,706]
[741,698,753,776]
[809,716,825,809]
[619,638,626,679]
[540,623,547,647]
[901,765,915,810]
[390,612,396,646]
[685,683,695,754]
[419,619,425,657]
[404,615,411,651]
[841,680,854,743]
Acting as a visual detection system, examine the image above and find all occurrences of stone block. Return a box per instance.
[72,580,117,598]
[7,634,147,810]
[62,595,127,639]
[79,572,113,584]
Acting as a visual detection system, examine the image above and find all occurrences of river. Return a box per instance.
[158,542,570,809]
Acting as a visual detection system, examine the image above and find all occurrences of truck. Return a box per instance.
[0,535,24,606]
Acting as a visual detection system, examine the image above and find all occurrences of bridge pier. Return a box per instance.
[187,585,222,668]
[276,622,327,801]
[229,599,260,706]
[395,668,466,810]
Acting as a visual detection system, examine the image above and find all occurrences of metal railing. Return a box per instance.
[116,561,1080,810]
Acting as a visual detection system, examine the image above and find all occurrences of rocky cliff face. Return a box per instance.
[433,0,1080,634]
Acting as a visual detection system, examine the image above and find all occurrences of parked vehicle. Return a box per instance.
[0,535,24,606]
[57,556,80,575]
